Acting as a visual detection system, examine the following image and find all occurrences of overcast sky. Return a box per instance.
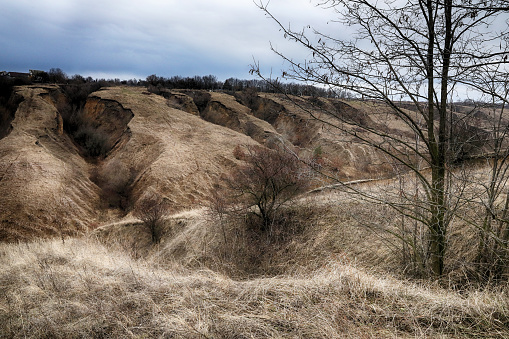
[0,0,331,81]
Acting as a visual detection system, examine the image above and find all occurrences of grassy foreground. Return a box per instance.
[1,237,508,338]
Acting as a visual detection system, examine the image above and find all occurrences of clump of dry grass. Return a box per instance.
[1,237,508,338]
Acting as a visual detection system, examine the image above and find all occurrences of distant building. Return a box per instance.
[29,70,44,76]
[7,72,30,79]
[0,70,48,82]
[29,70,48,82]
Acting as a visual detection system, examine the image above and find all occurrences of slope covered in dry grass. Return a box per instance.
[0,85,101,242]
[92,87,259,212]
[2,237,508,338]
[0,86,259,241]
[3,84,509,337]
[1,84,502,243]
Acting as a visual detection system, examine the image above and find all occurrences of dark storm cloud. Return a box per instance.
[0,0,331,80]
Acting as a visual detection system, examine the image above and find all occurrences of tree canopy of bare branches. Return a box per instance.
[225,145,309,236]
[253,0,509,277]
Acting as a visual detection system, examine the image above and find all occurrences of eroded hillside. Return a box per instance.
[0,85,100,241]
[0,86,259,241]
[0,85,496,242]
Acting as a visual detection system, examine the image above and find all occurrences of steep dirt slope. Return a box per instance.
[0,86,102,242]
[252,93,417,179]
[0,86,259,242]
[93,87,259,212]
[169,90,415,180]
[201,92,281,145]
[168,89,283,146]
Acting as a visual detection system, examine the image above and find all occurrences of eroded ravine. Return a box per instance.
[81,96,134,157]
[0,84,23,139]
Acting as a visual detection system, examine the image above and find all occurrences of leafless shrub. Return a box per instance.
[74,125,111,157]
[207,184,230,247]
[146,84,164,95]
[48,68,67,83]
[206,187,315,275]
[448,114,491,163]
[134,193,169,243]
[222,144,310,239]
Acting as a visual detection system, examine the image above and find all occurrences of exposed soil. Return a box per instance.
[1,85,499,243]
[0,84,23,139]
[81,96,134,157]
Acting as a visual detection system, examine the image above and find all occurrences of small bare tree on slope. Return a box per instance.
[224,145,309,239]
[134,194,169,244]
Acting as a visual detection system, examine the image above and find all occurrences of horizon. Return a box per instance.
[1,1,330,81]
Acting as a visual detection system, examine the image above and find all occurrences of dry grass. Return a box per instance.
[0,85,261,242]
[0,86,431,242]
[3,86,509,337]
[92,170,496,281]
[1,237,508,338]
[0,86,102,242]
[94,87,260,214]
[2,162,509,337]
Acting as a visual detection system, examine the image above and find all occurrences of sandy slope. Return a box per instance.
[94,87,259,211]
[0,86,101,241]
[0,86,258,242]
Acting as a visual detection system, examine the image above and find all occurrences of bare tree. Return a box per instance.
[48,68,67,84]
[253,0,509,277]
[224,144,309,237]
[472,73,509,280]
[207,184,230,247]
[134,194,169,244]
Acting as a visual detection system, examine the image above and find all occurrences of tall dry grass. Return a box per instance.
[1,237,508,338]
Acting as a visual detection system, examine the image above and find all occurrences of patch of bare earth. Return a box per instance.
[0,86,258,241]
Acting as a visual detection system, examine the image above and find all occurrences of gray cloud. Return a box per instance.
[1,0,336,80]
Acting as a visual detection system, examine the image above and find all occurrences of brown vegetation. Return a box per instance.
[134,193,169,243]
[0,86,262,241]
[1,234,508,338]
[220,144,310,235]
[2,83,509,336]
[91,158,135,209]
[52,85,133,158]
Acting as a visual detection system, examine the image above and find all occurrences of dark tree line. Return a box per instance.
[2,67,345,98]
[145,74,341,97]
